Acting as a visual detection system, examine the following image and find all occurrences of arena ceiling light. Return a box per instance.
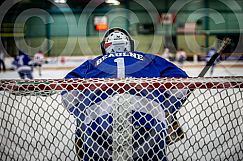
[54,0,67,3]
[105,0,120,5]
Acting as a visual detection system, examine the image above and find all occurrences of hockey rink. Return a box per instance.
[0,61,243,161]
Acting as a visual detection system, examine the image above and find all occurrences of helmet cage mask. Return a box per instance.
[100,28,134,55]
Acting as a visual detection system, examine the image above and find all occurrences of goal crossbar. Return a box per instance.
[1,77,243,92]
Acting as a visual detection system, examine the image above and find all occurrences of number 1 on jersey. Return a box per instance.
[114,58,125,78]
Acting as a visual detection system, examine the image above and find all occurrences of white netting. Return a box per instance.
[0,77,243,161]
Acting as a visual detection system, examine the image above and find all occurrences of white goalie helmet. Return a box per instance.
[100,28,134,55]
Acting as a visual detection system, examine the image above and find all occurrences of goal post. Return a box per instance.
[0,77,243,161]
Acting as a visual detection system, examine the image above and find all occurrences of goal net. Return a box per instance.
[0,77,243,161]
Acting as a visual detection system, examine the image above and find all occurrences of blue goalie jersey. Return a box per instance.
[63,51,188,135]
[66,51,187,79]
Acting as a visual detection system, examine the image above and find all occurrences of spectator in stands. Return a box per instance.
[12,50,33,79]
[0,50,6,72]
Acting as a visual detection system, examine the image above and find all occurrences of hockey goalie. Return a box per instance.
[61,28,188,161]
